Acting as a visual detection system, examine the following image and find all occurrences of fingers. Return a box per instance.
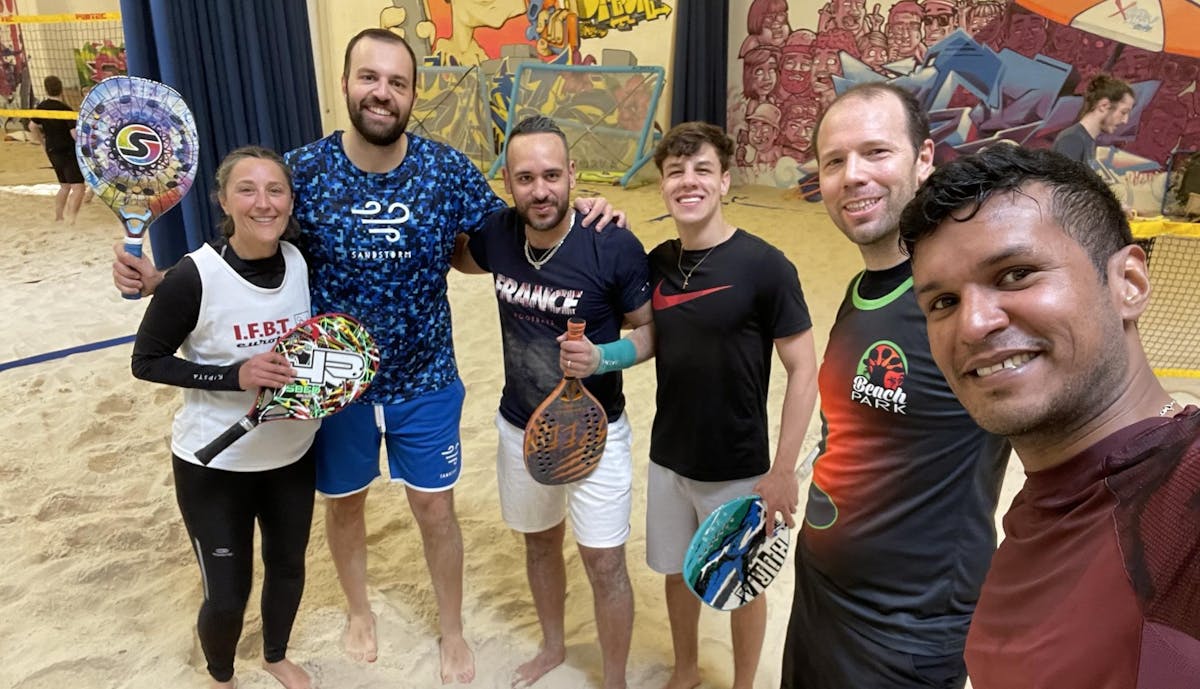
[239,352,296,390]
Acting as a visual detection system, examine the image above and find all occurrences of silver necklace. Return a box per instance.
[1160,399,1178,417]
[524,212,574,271]
[678,244,716,289]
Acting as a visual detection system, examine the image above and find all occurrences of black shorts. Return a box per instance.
[780,557,968,689]
[47,149,84,184]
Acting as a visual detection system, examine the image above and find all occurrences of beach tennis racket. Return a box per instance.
[75,75,199,300]
[523,317,608,485]
[194,313,380,465]
[682,495,790,611]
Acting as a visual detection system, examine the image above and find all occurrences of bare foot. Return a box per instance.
[211,678,236,689]
[511,645,565,688]
[342,611,378,663]
[439,634,476,684]
[662,669,701,689]
[264,658,312,689]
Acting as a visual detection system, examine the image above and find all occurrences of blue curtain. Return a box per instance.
[119,0,323,268]
[670,0,730,128]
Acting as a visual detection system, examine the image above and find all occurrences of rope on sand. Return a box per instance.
[0,335,135,373]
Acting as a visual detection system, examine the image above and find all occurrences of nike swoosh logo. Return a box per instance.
[652,280,734,310]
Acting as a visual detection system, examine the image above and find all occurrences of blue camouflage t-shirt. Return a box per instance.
[285,132,505,404]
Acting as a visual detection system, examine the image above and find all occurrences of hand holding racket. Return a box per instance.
[523,318,608,485]
[682,495,791,611]
[194,313,380,465]
[76,76,199,300]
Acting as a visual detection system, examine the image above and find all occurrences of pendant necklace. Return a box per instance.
[524,211,574,271]
[678,244,716,289]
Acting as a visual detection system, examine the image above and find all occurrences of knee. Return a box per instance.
[580,546,629,588]
[326,492,367,524]
[524,526,565,561]
[409,489,457,529]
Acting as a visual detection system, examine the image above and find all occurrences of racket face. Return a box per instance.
[682,495,790,611]
[523,379,608,485]
[75,76,199,242]
[255,313,380,422]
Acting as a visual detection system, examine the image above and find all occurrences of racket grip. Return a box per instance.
[121,240,144,301]
[566,317,586,340]
[194,417,256,465]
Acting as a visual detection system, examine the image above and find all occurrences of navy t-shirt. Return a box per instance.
[468,207,649,428]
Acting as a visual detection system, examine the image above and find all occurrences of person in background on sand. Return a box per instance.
[781,82,1009,689]
[29,75,87,224]
[644,121,819,689]
[114,28,622,685]
[453,114,651,689]
[901,143,1200,689]
[131,146,315,689]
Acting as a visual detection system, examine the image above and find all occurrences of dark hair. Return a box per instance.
[213,146,300,240]
[44,75,63,97]
[654,121,734,173]
[342,28,418,85]
[813,82,929,161]
[507,114,569,157]
[898,144,1132,278]
[1081,73,1134,118]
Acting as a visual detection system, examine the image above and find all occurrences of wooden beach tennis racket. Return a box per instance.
[523,318,608,485]
[194,313,380,465]
[682,495,790,611]
[75,75,199,300]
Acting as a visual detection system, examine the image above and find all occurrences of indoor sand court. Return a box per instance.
[0,137,1194,688]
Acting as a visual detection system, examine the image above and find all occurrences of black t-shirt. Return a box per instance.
[33,99,76,155]
[468,207,649,427]
[649,229,812,481]
[796,261,1010,656]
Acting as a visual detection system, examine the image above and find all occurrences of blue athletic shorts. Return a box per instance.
[314,379,466,496]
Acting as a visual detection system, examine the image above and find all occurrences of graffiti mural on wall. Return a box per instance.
[0,0,32,110]
[378,0,673,66]
[380,0,671,172]
[729,0,1200,210]
[75,40,127,88]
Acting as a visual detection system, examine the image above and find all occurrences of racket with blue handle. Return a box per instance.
[75,76,199,299]
[682,494,790,611]
[194,313,380,465]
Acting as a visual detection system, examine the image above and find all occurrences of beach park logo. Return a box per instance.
[115,123,164,167]
[852,340,908,415]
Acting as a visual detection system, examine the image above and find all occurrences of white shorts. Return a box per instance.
[495,412,633,548]
[645,461,764,575]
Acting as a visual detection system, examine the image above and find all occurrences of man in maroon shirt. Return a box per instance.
[897,144,1200,689]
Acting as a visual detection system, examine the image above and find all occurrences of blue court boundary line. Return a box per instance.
[0,334,136,373]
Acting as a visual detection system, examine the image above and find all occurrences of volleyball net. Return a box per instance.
[0,11,125,128]
[1133,219,1200,379]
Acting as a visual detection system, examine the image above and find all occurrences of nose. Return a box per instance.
[253,188,271,208]
[841,154,867,186]
[955,287,1009,344]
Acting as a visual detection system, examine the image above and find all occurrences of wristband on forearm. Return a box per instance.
[593,337,637,375]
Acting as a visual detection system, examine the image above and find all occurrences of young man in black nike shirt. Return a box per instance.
[643,121,818,689]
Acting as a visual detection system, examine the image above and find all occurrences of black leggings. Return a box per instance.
[172,450,315,682]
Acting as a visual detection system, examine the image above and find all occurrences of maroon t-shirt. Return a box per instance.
[966,406,1200,688]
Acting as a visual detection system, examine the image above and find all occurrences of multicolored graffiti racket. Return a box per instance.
[682,495,790,611]
[523,318,608,485]
[193,313,380,465]
[75,76,199,300]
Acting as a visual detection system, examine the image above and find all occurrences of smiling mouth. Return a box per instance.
[974,353,1037,378]
[844,198,880,213]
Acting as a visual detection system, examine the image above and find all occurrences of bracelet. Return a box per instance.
[593,338,637,375]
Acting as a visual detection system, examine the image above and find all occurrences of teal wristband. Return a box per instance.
[594,338,637,375]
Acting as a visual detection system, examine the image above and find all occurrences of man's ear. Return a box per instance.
[1110,243,1151,321]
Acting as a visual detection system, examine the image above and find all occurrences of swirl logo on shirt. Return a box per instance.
[851,340,908,415]
[115,123,164,167]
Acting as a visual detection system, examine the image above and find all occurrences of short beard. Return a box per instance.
[518,198,568,233]
[348,97,409,147]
